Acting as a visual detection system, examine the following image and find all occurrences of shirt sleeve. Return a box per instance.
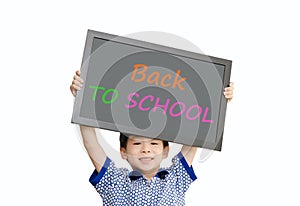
[169,152,197,193]
[89,157,128,197]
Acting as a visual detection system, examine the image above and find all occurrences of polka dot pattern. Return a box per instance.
[89,152,197,205]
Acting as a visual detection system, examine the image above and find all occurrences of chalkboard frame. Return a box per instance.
[71,29,232,151]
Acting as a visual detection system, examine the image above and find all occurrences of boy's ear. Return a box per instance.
[162,145,169,159]
[120,147,128,160]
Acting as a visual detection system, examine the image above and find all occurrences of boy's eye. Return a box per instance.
[133,142,141,145]
[151,142,159,145]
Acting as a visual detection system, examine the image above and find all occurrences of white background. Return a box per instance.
[1,0,299,205]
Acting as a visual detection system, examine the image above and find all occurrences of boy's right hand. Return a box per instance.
[70,70,83,97]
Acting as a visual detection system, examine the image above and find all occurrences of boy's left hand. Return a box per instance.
[224,82,234,102]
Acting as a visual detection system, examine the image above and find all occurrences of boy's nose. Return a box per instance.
[141,144,151,153]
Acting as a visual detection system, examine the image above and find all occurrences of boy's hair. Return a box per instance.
[119,133,169,149]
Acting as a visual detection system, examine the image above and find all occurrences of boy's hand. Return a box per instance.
[224,82,234,102]
[70,70,83,97]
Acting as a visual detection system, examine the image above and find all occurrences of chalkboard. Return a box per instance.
[71,29,232,151]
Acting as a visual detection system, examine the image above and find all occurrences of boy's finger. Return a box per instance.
[224,90,233,95]
[72,79,82,88]
[224,90,233,97]
[70,85,76,97]
[225,94,233,98]
[73,84,81,91]
[224,87,233,92]
[73,74,84,83]
[70,84,82,96]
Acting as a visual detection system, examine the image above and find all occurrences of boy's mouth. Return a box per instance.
[139,157,154,163]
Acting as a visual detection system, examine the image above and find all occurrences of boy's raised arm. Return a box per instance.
[80,125,107,172]
[181,146,197,166]
[71,70,107,173]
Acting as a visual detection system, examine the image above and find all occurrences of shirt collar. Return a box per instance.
[129,169,169,181]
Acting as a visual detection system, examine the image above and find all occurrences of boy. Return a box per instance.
[70,70,234,205]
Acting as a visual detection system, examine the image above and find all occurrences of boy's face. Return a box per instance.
[120,136,169,177]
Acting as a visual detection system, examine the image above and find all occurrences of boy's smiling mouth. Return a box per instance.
[139,157,154,163]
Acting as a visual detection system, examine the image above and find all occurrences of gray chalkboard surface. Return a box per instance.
[72,29,232,151]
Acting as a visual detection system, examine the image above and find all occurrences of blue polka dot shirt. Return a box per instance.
[89,152,197,205]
